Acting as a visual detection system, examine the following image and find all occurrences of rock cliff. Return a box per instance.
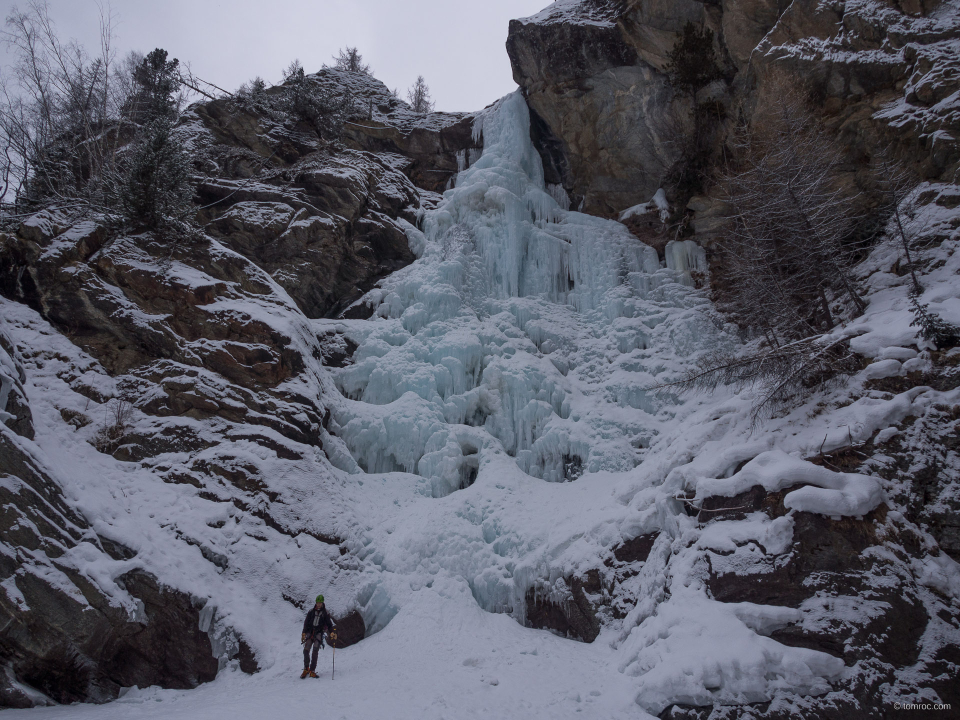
[0,5,958,717]
[507,0,960,219]
[0,67,476,707]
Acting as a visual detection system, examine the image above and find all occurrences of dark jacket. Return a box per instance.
[302,605,335,640]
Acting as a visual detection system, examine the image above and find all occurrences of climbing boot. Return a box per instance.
[308,670,319,678]
[300,668,309,679]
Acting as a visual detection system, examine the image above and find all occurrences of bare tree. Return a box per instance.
[0,0,122,212]
[332,47,371,75]
[92,396,134,453]
[870,151,923,294]
[407,75,434,114]
[654,335,860,424]
[714,73,869,345]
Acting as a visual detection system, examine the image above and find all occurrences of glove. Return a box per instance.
[329,630,338,644]
[300,633,306,645]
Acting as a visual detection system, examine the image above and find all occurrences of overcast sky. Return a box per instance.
[0,0,549,111]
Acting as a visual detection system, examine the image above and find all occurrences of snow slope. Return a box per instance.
[4,89,960,717]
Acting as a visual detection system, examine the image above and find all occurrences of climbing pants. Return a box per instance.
[303,636,322,671]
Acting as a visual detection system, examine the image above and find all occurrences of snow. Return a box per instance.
[3,589,644,719]
[619,188,670,224]
[863,358,903,380]
[520,0,619,28]
[4,82,960,718]
[696,450,885,518]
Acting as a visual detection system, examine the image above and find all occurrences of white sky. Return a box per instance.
[0,0,549,112]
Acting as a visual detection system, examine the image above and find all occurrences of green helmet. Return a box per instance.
[315,595,324,604]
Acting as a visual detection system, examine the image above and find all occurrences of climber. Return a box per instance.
[300,595,337,679]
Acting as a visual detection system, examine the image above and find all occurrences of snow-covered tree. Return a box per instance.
[124,48,182,123]
[233,75,270,115]
[106,49,193,230]
[407,76,435,114]
[283,59,304,82]
[108,114,192,230]
[333,47,371,75]
[0,0,123,210]
[279,61,355,140]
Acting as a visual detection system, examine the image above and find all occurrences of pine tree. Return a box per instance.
[125,49,181,123]
[112,118,192,230]
[108,48,193,230]
[910,295,959,349]
[407,76,434,114]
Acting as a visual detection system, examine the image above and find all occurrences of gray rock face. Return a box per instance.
[187,69,478,319]
[0,329,33,440]
[507,0,960,220]
[751,0,960,181]
[0,426,219,707]
[507,1,684,216]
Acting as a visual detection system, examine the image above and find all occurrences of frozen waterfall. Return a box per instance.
[331,91,726,493]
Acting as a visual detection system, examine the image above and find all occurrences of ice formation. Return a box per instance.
[331,92,725,497]
[318,93,856,710]
[6,84,959,719]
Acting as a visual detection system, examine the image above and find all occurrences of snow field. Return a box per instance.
[3,581,645,720]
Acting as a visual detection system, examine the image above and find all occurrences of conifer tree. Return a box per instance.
[407,76,434,114]
[108,49,193,230]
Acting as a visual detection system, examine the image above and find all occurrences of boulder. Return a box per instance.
[524,571,604,642]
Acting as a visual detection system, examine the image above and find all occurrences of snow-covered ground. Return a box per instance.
[5,599,643,719]
[4,88,960,716]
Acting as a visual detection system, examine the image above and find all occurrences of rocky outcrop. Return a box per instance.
[751,0,960,181]
[524,571,604,643]
[0,329,33,440]
[658,489,960,718]
[507,0,960,220]
[507,0,680,216]
[184,70,478,319]
[0,67,477,706]
[0,421,219,707]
